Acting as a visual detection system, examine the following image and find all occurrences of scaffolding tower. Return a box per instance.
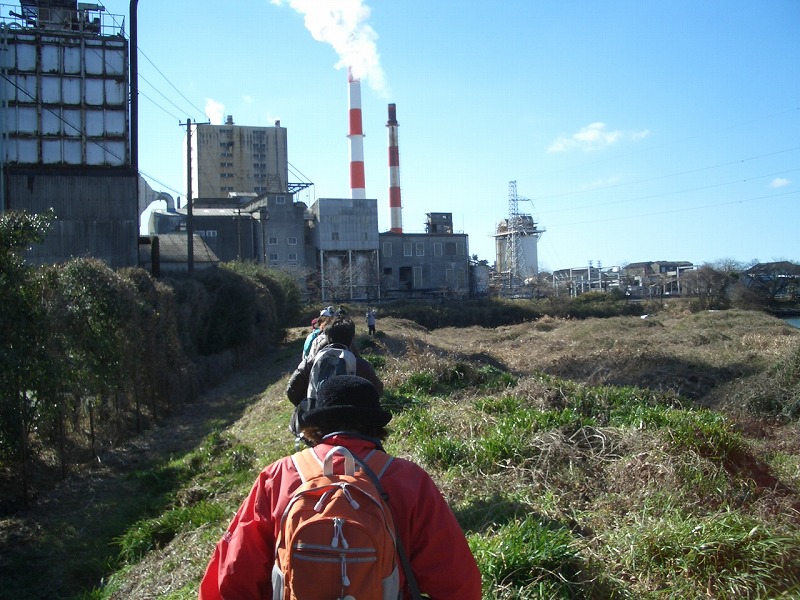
[493,180,545,296]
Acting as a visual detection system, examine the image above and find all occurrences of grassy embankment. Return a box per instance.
[3,308,800,599]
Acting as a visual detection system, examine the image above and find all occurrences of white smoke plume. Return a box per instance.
[205,99,225,125]
[271,0,388,96]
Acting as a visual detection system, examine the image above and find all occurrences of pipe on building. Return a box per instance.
[386,103,403,233]
[347,70,366,200]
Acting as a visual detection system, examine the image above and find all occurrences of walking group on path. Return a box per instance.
[198,305,481,599]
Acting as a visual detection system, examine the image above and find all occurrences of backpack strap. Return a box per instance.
[291,448,323,484]
[353,452,424,600]
[292,446,360,481]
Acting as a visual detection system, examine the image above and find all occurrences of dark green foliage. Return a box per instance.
[0,210,53,462]
[166,264,294,357]
[397,362,515,396]
[371,294,642,332]
[378,298,543,329]
[359,351,386,370]
[0,210,300,508]
[539,290,644,319]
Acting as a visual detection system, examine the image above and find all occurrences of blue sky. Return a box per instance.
[99,0,798,271]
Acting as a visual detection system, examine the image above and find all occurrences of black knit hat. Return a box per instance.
[299,375,391,429]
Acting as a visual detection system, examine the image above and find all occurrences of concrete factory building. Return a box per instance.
[0,1,138,267]
[379,213,469,298]
[150,76,473,301]
[189,117,289,198]
[310,197,380,301]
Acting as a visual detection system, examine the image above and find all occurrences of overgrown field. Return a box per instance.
[2,310,800,599]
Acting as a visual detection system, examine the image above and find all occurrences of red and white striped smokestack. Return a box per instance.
[386,103,403,233]
[347,69,366,200]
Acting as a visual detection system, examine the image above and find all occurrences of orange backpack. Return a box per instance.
[273,446,400,600]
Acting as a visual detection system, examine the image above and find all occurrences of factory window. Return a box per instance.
[288,253,298,263]
[445,268,454,284]
[413,266,423,288]
[220,152,233,158]
[403,243,412,257]
[255,187,266,193]
[204,230,218,238]
[220,162,233,167]
[276,196,286,204]
[332,232,339,241]
[415,243,424,256]
[383,242,392,257]
[458,268,466,287]
[433,242,442,257]
[221,173,234,178]
[445,242,457,256]
[269,253,279,264]
[268,237,278,245]
[287,237,297,245]
[383,267,392,275]
[254,174,266,180]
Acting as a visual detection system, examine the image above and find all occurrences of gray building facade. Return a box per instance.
[309,197,380,301]
[379,213,470,298]
[1,3,138,268]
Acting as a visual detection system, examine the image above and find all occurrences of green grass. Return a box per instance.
[607,510,800,598]
[5,313,800,600]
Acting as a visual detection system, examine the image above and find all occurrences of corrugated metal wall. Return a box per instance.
[7,169,138,268]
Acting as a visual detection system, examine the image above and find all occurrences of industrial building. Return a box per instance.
[190,116,289,198]
[0,1,138,267]
[379,213,470,298]
[148,77,474,301]
[2,3,477,300]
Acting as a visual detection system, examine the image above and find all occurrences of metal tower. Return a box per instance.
[506,180,527,288]
[493,180,545,295]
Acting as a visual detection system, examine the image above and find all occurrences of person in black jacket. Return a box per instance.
[286,317,383,405]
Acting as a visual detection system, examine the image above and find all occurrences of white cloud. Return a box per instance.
[770,177,790,188]
[547,122,649,153]
[205,99,225,125]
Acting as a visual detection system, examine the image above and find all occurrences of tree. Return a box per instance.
[681,264,733,310]
[742,261,800,302]
[0,210,53,503]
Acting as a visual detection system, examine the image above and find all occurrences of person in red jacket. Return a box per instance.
[199,375,482,600]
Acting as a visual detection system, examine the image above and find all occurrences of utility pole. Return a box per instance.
[184,119,194,273]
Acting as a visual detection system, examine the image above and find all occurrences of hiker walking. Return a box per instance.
[198,375,482,600]
[287,317,383,405]
[366,307,377,336]
[302,307,333,359]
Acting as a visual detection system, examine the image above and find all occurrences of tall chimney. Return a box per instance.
[387,103,403,233]
[347,70,366,199]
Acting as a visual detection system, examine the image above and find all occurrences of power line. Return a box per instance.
[539,166,800,217]
[560,189,799,227]
[536,145,800,204]
[137,47,206,119]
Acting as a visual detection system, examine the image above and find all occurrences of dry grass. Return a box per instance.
[3,309,800,599]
